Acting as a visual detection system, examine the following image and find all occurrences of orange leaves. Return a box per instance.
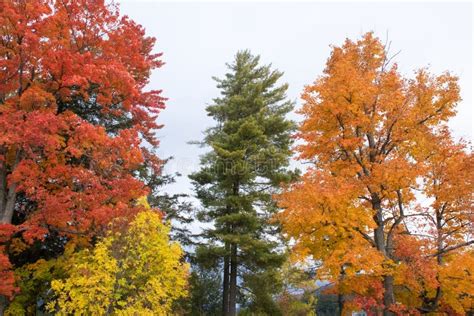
[277,32,470,313]
[19,86,56,112]
[409,70,460,127]
[297,33,460,181]
[342,276,385,312]
[438,251,474,313]
[276,170,381,280]
[393,233,438,295]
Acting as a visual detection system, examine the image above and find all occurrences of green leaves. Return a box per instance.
[190,50,296,313]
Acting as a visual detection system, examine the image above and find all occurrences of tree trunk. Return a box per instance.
[375,224,395,315]
[419,209,444,313]
[0,149,20,224]
[382,275,395,316]
[0,164,6,213]
[228,243,238,316]
[1,183,17,224]
[338,265,345,316]
[222,244,230,316]
[337,292,344,316]
[372,194,395,316]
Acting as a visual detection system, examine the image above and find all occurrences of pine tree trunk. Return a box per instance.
[222,244,230,316]
[228,244,238,316]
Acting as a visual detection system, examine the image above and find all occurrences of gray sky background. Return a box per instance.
[118,1,472,199]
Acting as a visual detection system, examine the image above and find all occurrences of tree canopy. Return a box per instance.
[190,50,297,316]
[276,33,473,315]
[0,1,472,314]
[48,202,189,315]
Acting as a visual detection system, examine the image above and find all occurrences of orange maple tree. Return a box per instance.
[276,33,473,315]
[417,131,474,313]
[0,0,164,303]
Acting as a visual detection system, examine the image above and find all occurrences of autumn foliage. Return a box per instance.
[0,0,164,303]
[0,0,472,314]
[276,33,473,314]
[48,199,188,315]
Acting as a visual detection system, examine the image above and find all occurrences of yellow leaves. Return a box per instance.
[5,255,70,315]
[49,241,117,315]
[114,307,155,316]
[48,209,189,315]
[136,195,151,210]
[438,252,474,313]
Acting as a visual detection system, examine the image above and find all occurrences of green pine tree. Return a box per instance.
[190,50,297,316]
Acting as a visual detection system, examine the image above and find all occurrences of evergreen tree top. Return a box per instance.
[193,51,296,191]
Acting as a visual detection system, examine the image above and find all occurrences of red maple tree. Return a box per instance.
[0,0,164,300]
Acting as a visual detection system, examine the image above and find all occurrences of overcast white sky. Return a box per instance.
[118,1,472,198]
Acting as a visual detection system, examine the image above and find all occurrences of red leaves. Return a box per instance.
[19,86,57,112]
[1,0,164,140]
[0,224,18,298]
[0,0,164,298]
[0,252,17,298]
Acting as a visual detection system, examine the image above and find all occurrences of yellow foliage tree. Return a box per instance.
[48,203,189,315]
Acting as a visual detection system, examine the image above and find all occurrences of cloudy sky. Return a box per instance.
[118,1,472,199]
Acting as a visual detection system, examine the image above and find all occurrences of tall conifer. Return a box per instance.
[190,50,296,315]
